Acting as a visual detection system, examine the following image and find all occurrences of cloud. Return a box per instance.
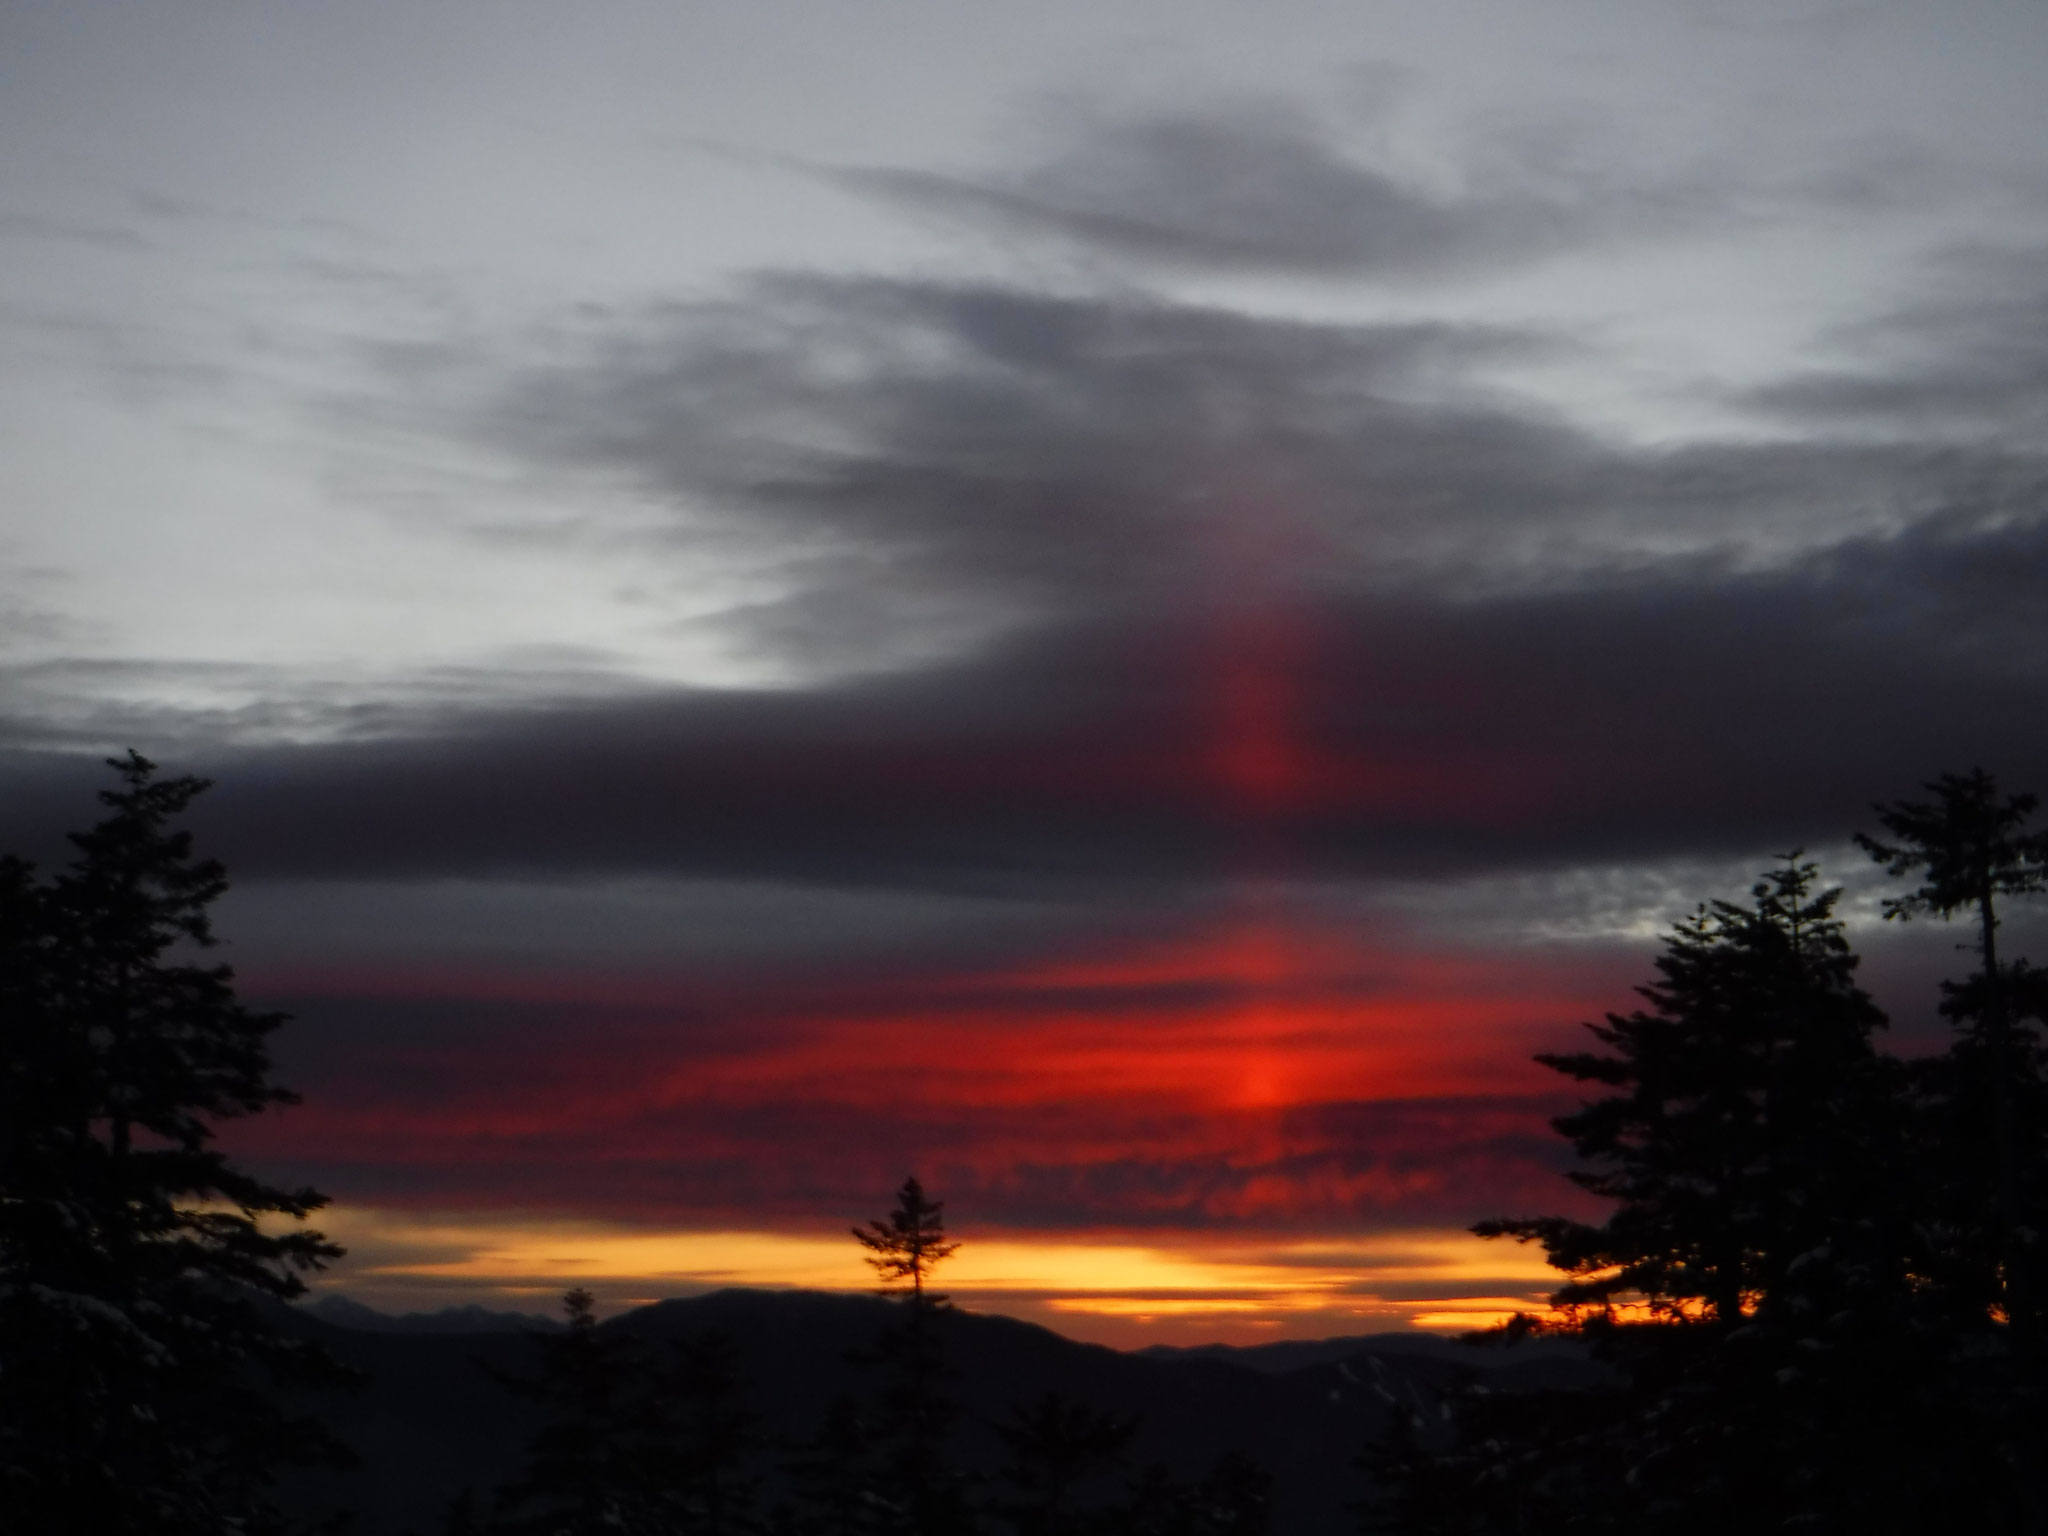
[1751,245,2048,442]
[470,276,1571,647]
[7,495,2044,896]
[0,209,154,253]
[0,653,662,757]
[824,102,1708,279]
[9,242,2048,911]
[439,272,2048,680]
[10,215,2048,931]
[227,920,1613,1233]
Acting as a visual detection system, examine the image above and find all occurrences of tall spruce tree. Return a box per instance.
[0,752,345,1534]
[1458,855,1979,1530]
[1479,856,1888,1327]
[1856,769,2048,1334]
[1858,770,2048,1534]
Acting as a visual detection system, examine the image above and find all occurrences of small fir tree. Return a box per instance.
[854,1176,960,1309]
[1117,1453,1274,1536]
[1352,1369,1476,1536]
[1191,1452,1274,1536]
[781,1395,884,1536]
[656,1329,766,1535]
[991,1391,1136,1536]
[852,1177,972,1536]
[493,1288,660,1536]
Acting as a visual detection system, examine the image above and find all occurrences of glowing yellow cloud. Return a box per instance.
[316,1206,1561,1343]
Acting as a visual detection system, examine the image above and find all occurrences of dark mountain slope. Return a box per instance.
[1138,1330,1596,1375]
[303,1293,564,1334]
[275,1289,1595,1534]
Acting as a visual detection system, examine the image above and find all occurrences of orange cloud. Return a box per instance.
[311,1206,1566,1345]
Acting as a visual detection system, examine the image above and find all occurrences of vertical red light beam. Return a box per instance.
[1194,490,1333,1109]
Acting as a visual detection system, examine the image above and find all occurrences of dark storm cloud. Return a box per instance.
[470,274,2046,674]
[209,873,1142,980]
[826,104,1701,278]
[4,503,2043,894]
[9,254,2048,892]
[479,275,1567,644]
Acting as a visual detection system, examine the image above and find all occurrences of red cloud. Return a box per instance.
[233,911,1622,1236]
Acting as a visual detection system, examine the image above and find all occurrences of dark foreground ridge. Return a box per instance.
[274,1287,1600,1536]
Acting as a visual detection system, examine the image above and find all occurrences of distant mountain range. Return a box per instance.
[276,1289,1606,1535]
[1134,1329,1591,1376]
[302,1292,565,1335]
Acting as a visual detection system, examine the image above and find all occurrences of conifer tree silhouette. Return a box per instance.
[1192,1452,1274,1536]
[1115,1453,1275,1536]
[1451,854,1991,1530]
[1859,770,2048,1534]
[1479,856,1888,1328]
[0,752,346,1535]
[1858,769,2048,1334]
[658,1329,766,1535]
[783,1395,882,1536]
[991,1391,1136,1536]
[496,1297,769,1534]
[855,1175,959,1308]
[1352,1375,1473,1536]
[494,1288,659,1535]
[852,1177,973,1536]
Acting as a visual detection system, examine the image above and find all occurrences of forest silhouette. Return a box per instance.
[2,756,2045,1533]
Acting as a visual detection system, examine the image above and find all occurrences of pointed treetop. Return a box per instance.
[62,750,227,952]
[1855,768,2048,923]
[853,1175,959,1303]
[561,1287,598,1331]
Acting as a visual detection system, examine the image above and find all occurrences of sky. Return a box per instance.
[5,0,2048,1345]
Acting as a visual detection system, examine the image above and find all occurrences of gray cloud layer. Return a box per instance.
[4,503,2042,897]
[10,115,2047,905]
[1753,246,2048,442]
[822,100,1746,279]
[459,271,2048,679]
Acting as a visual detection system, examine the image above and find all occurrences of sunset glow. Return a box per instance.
[236,907,1612,1200]
[210,580,1633,1342]
[317,1208,1563,1343]
[13,12,2048,1534]
[13,0,2041,1384]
